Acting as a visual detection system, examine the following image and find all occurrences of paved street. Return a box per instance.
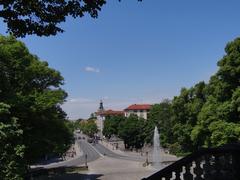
[85,156,156,180]
[94,143,146,162]
[34,139,156,179]
[43,140,101,168]
[34,136,179,179]
[38,156,156,180]
[40,138,145,169]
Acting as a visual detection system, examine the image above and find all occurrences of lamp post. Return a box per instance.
[85,154,88,167]
[146,151,149,165]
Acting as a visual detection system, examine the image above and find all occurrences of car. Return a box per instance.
[75,129,81,133]
[87,138,93,143]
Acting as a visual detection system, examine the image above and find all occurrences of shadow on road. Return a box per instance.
[28,166,103,180]
[36,173,103,180]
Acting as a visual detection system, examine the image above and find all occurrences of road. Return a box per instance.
[44,140,101,168]
[93,143,146,162]
[76,132,145,161]
[41,134,146,169]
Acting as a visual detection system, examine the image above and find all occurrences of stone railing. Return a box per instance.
[143,143,240,180]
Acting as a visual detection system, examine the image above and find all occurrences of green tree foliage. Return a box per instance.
[103,115,125,139]
[79,120,98,137]
[0,103,25,180]
[118,115,146,149]
[145,100,173,146]
[208,121,240,146]
[0,35,73,177]
[64,119,83,133]
[170,82,206,153]
[192,38,240,148]
[64,120,76,133]
[0,0,142,37]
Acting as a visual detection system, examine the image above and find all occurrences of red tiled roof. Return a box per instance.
[96,109,124,116]
[124,104,152,111]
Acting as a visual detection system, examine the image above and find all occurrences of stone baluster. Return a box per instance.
[164,172,174,180]
[232,152,240,179]
[174,168,182,180]
[202,154,212,180]
[194,158,204,180]
[183,163,193,179]
[213,154,221,178]
[222,154,234,179]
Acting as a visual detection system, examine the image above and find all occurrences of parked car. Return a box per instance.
[75,129,81,133]
[87,138,93,143]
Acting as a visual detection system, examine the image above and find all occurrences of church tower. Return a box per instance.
[98,100,104,112]
[97,100,105,139]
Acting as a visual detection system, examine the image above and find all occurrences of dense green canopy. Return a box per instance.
[0,35,73,179]
[103,114,146,149]
[118,114,145,149]
[191,38,240,149]
[79,119,98,137]
[103,115,125,139]
[0,0,141,37]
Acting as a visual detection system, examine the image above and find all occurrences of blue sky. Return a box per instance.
[1,0,240,119]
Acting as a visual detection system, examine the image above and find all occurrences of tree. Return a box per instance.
[208,121,240,146]
[64,119,84,133]
[0,103,25,180]
[103,115,125,139]
[170,82,206,154]
[0,0,142,37]
[118,115,146,149]
[80,120,98,137]
[146,99,174,146]
[0,35,73,177]
[192,38,240,148]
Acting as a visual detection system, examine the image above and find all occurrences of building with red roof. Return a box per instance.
[95,101,152,139]
[96,109,124,116]
[124,104,152,120]
[96,101,124,138]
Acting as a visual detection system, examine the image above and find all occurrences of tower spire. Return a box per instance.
[99,100,104,112]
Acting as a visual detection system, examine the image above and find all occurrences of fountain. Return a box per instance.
[152,126,161,168]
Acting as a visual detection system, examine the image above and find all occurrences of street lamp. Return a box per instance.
[85,154,88,167]
[146,151,149,166]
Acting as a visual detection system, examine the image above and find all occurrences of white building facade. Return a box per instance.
[124,104,151,120]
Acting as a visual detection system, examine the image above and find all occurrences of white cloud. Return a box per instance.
[84,66,100,73]
[68,97,94,103]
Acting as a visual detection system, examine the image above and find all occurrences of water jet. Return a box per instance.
[152,126,162,168]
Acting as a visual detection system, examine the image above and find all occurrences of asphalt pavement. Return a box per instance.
[93,143,146,162]
[44,140,101,168]
[37,137,145,169]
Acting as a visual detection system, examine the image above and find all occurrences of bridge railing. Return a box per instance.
[143,143,240,180]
